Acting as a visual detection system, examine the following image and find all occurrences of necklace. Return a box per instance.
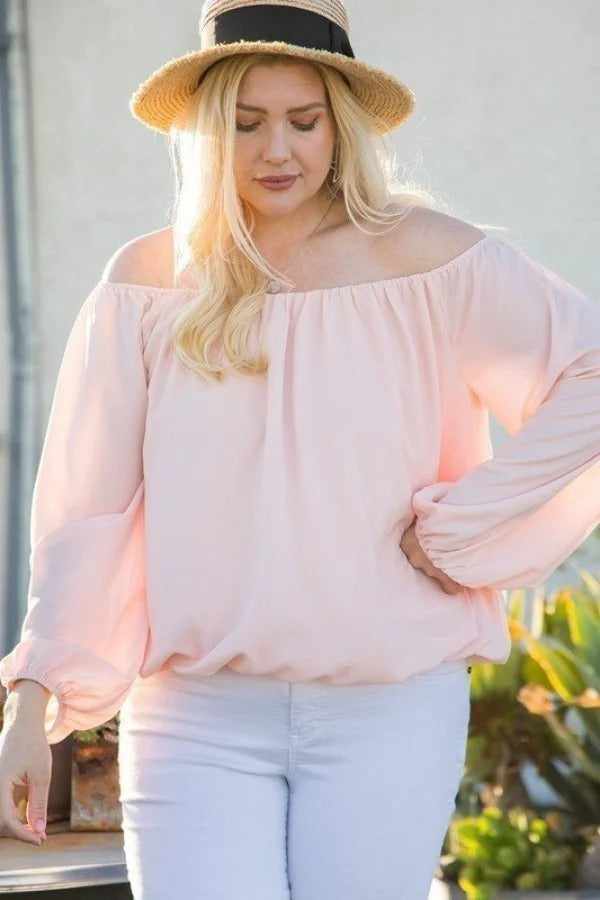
[265,192,338,294]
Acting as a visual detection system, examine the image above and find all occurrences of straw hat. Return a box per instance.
[129,0,416,135]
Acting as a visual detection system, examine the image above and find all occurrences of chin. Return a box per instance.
[247,191,305,213]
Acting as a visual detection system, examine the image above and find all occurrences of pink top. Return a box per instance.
[2,233,600,744]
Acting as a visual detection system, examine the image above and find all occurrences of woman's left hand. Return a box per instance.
[399,518,465,595]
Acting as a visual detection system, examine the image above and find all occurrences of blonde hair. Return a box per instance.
[166,52,439,383]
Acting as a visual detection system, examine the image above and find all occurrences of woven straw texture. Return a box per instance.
[129,0,415,135]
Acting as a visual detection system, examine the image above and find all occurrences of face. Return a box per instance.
[233,60,337,224]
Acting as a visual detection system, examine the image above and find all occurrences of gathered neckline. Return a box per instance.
[98,233,496,300]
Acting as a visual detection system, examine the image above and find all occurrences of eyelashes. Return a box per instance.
[236,118,319,133]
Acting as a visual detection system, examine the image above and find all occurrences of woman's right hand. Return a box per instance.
[399,517,465,595]
[0,715,51,845]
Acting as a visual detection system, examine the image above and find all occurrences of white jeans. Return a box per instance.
[118,659,471,900]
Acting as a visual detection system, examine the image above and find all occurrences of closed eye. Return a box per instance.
[236,118,319,133]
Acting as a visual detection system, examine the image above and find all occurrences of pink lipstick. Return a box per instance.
[257,175,298,191]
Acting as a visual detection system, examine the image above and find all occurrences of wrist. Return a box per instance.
[3,679,51,724]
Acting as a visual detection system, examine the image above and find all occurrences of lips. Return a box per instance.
[258,175,298,183]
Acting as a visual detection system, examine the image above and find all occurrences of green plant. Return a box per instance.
[456,576,600,825]
[439,571,600,894]
[72,713,120,744]
[446,805,585,900]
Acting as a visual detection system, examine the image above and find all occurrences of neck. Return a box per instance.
[250,188,340,257]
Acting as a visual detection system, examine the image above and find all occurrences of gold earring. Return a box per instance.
[329,142,341,182]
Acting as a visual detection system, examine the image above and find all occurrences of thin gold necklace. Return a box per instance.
[265,192,338,294]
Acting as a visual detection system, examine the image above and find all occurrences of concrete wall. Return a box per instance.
[1,1,599,648]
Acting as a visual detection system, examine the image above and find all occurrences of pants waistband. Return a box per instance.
[140,657,471,699]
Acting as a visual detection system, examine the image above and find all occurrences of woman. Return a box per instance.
[1,1,600,897]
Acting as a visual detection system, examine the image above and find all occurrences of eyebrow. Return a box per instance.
[235,102,327,114]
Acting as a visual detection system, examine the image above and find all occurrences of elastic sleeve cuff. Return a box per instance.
[1,665,74,744]
[0,639,138,745]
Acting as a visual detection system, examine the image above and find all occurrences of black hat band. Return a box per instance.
[212,4,355,58]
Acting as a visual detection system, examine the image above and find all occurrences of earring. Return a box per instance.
[329,143,341,183]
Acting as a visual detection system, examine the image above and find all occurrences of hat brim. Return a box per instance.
[129,40,415,135]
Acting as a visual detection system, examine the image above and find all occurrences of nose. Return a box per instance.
[261,123,293,166]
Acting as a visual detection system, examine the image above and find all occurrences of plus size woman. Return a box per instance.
[1,2,600,898]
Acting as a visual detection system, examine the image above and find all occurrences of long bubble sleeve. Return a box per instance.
[411,236,600,590]
[0,281,152,744]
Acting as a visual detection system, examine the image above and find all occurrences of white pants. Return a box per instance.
[118,659,471,900]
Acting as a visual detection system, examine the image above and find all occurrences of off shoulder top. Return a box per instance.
[1,233,600,744]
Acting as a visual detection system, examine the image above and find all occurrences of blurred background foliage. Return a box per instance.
[439,535,600,898]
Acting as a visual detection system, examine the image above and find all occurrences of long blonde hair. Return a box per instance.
[167,52,439,383]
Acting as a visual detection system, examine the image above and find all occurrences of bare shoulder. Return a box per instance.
[380,203,487,275]
[101,226,173,287]
[407,205,486,245]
